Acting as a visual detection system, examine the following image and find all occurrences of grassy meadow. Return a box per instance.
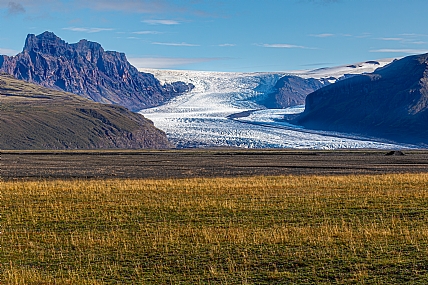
[2,174,428,284]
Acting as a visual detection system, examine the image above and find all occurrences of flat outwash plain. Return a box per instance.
[2,150,428,284]
[2,149,428,180]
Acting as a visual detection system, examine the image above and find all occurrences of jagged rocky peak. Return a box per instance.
[0,31,194,111]
[73,38,103,51]
[23,31,68,55]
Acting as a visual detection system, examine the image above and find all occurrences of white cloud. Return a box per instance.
[143,19,179,25]
[63,27,114,33]
[378,37,404,41]
[0,48,19,55]
[370,49,428,54]
[410,41,426,45]
[376,36,427,45]
[218,43,236,47]
[128,57,224,69]
[257,43,315,49]
[132,31,162,35]
[400,33,428,38]
[310,33,334,38]
[152,42,199,47]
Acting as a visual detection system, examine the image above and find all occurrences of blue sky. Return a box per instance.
[1,0,428,72]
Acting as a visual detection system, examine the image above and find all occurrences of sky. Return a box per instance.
[1,0,428,72]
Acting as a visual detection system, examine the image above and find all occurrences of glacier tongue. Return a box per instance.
[139,63,406,149]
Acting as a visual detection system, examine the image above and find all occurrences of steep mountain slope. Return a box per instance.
[260,76,329,108]
[0,32,193,111]
[260,60,391,108]
[297,53,428,146]
[0,74,172,149]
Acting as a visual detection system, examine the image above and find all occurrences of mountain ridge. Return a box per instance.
[0,31,193,111]
[296,53,428,146]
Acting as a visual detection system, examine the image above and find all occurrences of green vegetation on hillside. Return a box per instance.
[2,174,428,284]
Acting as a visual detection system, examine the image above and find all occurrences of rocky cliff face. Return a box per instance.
[260,75,329,108]
[0,74,172,149]
[0,32,193,111]
[297,53,428,146]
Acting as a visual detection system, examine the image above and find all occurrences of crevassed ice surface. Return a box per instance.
[139,62,408,149]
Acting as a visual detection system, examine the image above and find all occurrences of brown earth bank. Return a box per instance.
[0,74,172,150]
[2,149,428,180]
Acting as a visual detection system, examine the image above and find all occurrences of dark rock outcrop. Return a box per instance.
[385,151,405,156]
[297,53,428,146]
[0,31,193,111]
[261,75,330,108]
[0,74,172,149]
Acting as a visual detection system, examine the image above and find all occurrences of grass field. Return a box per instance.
[2,174,428,284]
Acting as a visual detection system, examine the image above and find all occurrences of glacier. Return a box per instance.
[139,60,411,149]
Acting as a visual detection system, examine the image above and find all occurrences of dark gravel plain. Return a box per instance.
[2,149,428,180]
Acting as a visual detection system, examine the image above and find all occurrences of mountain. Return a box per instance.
[0,32,193,112]
[260,60,392,109]
[296,53,428,146]
[0,73,172,149]
[260,75,330,108]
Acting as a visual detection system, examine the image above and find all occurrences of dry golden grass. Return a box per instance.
[2,174,428,284]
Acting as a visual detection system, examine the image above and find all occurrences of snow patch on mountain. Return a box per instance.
[290,58,395,79]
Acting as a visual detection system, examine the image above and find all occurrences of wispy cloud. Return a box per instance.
[74,0,215,17]
[77,0,166,14]
[152,42,199,47]
[128,57,226,69]
[1,0,213,18]
[132,31,162,35]
[410,41,427,45]
[218,43,236,47]
[310,33,334,38]
[1,1,172,17]
[257,43,316,49]
[0,47,19,56]
[370,48,428,54]
[143,19,180,25]
[375,35,428,46]
[400,33,428,38]
[6,1,26,15]
[355,33,372,38]
[63,27,114,33]
[378,37,404,41]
